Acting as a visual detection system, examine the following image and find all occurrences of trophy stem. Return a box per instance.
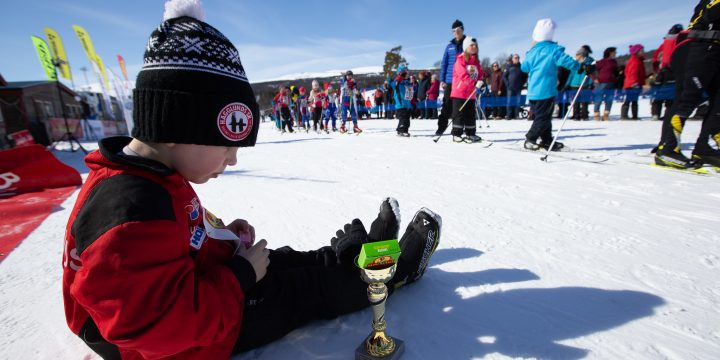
[365,282,396,357]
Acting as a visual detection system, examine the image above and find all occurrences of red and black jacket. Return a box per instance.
[62,136,255,359]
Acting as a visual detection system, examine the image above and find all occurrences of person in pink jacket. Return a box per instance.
[426,74,440,119]
[450,36,486,143]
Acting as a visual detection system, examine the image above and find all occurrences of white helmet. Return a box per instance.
[312,80,319,89]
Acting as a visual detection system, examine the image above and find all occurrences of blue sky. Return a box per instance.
[1,0,690,87]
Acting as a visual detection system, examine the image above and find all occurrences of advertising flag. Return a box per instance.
[30,36,57,81]
[43,27,72,80]
[117,55,128,81]
[72,25,98,65]
[94,54,111,91]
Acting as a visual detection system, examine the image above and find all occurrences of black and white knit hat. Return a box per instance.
[132,0,259,147]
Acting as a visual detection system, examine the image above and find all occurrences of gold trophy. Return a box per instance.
[355,240,405,360]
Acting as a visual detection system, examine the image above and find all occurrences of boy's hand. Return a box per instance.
[237,239,270,282]
[227,219,255,248]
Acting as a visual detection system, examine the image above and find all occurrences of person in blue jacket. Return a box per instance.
[392,63,414,137]
[564,45,595,120]
[521,19,588,151]
[436,19,467,135]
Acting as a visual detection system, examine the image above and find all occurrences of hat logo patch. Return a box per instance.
[217,102,253,141]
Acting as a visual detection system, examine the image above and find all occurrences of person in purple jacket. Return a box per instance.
[593,47,618,121]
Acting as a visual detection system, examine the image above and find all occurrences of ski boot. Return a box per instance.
[332,127,338,132]
[691,153,720,172]
[655,145,692,169]
[353,125,363,134]
[339,125,347,134]
[397,131,410,137]
[463,135,482,144]
[524,139,541,150]
[540,140,564,151]
[453,135,464,143]
[390,208,442,289]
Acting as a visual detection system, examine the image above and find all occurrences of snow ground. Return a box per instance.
[1,114,719,360]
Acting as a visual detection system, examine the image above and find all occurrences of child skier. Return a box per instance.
[391,64,413,137]
[339,70,362,134]
[450,36,486,143]
[309,80,326,133]
[521,19,586,151]
[297,86,310,132]
[273,86,294,133]
[62,2,442,359]
[324,85,339,132]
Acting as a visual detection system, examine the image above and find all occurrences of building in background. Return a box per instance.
[0,73,128,147]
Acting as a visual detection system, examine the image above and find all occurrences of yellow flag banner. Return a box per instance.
[72,25,98,65]
[95,54,111,91]
[30,36,57,81]
[117,55,128,81]
[43,27,72,80]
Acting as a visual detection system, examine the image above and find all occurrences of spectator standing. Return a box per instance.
[651,24,684,120]
[503,54,525,119]
[621,44,647,120]
[426,73,440,119]
[417,71,430,119]
[593,47,619,121]
[565,46,595,120]
[373,85,384,118]
[489,62,506,119]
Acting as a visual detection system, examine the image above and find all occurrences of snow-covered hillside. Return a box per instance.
[1,117,719,360]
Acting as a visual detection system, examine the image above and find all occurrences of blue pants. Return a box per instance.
[341,105,357,125]
[594,83,615,113]
[324,105,337,128]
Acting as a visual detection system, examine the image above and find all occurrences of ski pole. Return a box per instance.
[541,74,588,162]
[475,91,490,128]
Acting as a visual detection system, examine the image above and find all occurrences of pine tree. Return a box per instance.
[383,46,408,79]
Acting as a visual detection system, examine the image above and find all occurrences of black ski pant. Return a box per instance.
[660,40,720,154]
[451,98,477,136]
[396,108,411,133]
[233,246,369,353]
[280,107,293,132]
[437,83,453,133]
[568,87,589,120]
[312,107,322,130]
[526,97,555,143]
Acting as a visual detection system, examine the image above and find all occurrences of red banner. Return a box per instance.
[117,54,128,81]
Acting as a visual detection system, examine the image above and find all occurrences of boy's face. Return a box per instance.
[169,144,239,184]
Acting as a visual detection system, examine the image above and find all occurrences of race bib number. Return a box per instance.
[404,84,414,101]
[467,65,479,80]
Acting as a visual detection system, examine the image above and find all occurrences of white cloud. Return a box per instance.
[236,38,393,82]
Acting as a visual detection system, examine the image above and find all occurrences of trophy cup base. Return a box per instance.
[354,337,405,360]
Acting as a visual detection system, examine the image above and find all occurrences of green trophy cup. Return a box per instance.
[355,240,405,360]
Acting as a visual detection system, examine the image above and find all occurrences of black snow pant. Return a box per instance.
[281,107,293,132]
[526,97,556,143]
[660,40,720,154]
[451,98,477,136]
[312,107,322,131]
[233,246,370,353]
[437,83,453,133]
[396,108,411,133]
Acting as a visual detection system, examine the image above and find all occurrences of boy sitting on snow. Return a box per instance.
[61,1,441,359]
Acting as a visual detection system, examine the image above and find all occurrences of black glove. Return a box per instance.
[579,63,595,75]
[330,218,369,266]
